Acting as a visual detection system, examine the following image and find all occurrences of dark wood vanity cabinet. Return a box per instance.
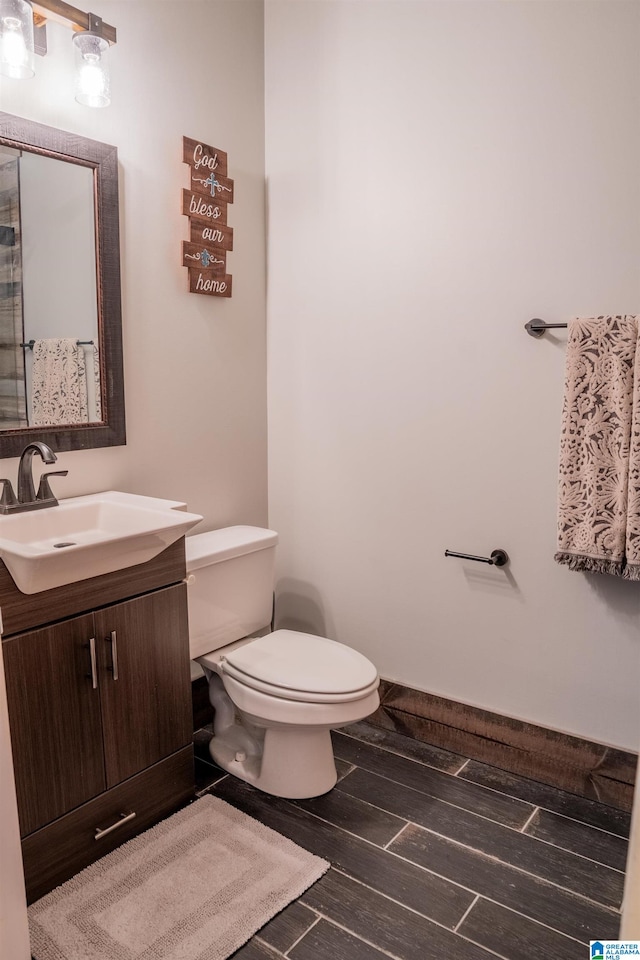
[4,611,107,836]
[1,539,195,903]
[94,587,192,787]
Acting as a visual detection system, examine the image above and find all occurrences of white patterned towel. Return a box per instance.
[555,315,640,578]
[91,343,102,421]
[31,338,88,426]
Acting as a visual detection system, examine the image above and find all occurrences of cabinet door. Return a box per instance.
[2,614,106,836]
[95,583,192,787]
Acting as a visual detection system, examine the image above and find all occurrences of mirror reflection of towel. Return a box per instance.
[91,343,102,422]
[31,338,88,426]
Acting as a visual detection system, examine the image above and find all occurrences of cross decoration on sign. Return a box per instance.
[181,136,234,298]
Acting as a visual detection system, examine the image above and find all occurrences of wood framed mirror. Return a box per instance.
[0,112,125,457]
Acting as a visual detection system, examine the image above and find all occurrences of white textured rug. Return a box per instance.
[29,794,329,960]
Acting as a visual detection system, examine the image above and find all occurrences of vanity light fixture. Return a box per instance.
[72,12,110,107]
[0,0,116,107]
[0,0,35,80]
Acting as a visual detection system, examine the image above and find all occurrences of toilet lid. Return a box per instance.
[221,629,378,699]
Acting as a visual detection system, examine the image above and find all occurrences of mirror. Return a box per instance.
[0,112,125,457]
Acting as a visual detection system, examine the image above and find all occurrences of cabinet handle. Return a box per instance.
[94,811,136,840]
[85,637,98,690]
[107,630,119,680]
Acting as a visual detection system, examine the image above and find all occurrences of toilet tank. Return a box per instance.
[186,526,278,659]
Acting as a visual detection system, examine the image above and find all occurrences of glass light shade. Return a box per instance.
[73,31,110,108]
[0,0,34,79]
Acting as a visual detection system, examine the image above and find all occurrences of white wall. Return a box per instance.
[265,0,640,750]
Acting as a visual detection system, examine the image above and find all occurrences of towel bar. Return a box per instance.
[524,319,568,339]
[445,549,509,567]
[20,339,94,349]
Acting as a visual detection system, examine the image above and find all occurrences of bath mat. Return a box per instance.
[28,794,329,960]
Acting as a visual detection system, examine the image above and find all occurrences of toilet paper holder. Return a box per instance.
[445,548,509,567]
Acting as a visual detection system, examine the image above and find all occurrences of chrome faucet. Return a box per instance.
[0,442,67,514]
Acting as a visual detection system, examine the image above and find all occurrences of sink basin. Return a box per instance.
[0,491,203,594]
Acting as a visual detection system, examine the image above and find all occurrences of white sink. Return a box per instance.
[0,491,203,594]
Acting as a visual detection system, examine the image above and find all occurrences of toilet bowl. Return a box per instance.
[187,527,380,799]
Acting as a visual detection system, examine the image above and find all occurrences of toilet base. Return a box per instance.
[209,723,338,799]
[200,657,379,800]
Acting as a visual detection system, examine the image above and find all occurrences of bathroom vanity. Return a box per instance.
[1,538,194,903]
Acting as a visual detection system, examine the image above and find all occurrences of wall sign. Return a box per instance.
[182,136,234,298]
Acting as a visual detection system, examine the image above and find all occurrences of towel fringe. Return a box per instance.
[554,553,625,577]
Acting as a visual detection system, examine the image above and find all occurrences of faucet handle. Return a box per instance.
[36,470,68,504]
[0,479,17,509]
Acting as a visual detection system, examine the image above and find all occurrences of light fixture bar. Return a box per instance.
[32,0,115,43]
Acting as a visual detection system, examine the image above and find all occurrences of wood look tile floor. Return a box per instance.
[193,721,630,960]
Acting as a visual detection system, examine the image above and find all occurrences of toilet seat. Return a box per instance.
[220,629,379,704]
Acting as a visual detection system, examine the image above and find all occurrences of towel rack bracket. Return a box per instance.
[524,319,546,339]
[525,319,568,338]
[490,549,509,567]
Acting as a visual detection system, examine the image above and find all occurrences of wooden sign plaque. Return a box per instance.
[182,241,226,274]
[189,170,234,204]
[182,137,228,178]
[182,135,234,297]
[189,270,232,298]
[189,221,233,251]
[182,190,227,226]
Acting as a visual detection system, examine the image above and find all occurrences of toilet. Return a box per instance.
[187,526,380,799]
